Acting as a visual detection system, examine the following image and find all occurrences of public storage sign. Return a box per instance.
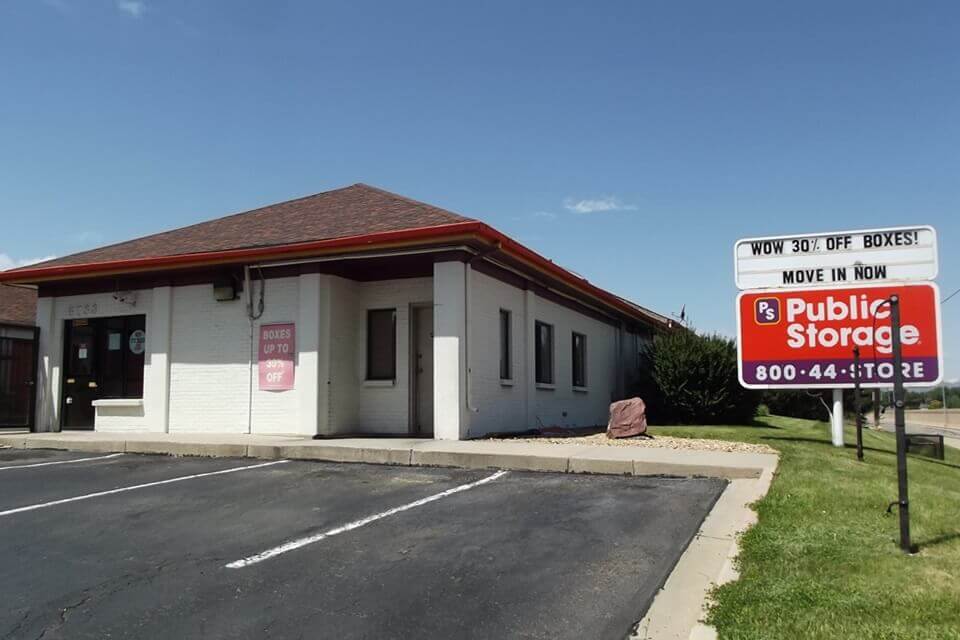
[737,283,943,389]
[734,226,938,290]
[258,322,296,391]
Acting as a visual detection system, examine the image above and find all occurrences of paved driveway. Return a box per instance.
[0,449,725,639]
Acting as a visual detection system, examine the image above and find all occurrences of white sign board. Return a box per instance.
[735,226,938,290]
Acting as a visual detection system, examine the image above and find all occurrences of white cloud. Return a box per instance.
[116,0,146,17]
[0,254,57,271]
[563,196,637,214]
[531,210,557,219]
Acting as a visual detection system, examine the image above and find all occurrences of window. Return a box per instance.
[98,315,146,398]
[63,315,145,399]
[499,309,512,380]
[366,309,396,380]
[535,321,554,384]
[572,332,587,388]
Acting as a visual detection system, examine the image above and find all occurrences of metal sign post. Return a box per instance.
[889,295,916,553]
[831,389,845,447]
[853,346,864,461]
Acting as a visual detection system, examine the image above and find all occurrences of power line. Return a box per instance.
[943,286,960,304]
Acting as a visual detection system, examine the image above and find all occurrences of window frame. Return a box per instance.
[572,331,587,389]
[534,320,554,385]
[499,309,512,381]
[63,315,146,400]
[365,308,397,381]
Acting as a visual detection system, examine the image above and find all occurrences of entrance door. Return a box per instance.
[413,305,434,436]
[0,331,38,429]
[60,316,146,430]
[62,320,97,429]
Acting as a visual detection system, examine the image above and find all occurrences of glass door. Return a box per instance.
[61,320,97,429]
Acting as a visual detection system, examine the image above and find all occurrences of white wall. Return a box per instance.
[530,294,617,429]
[350,277,432,434]
[35,289,158,432]
[32,267,644,439]
[465,269,619,437]
[465,268,526,436]
[433,262,467,440]
[35,274,435,436]
[327,276,359,434]
[167,277,307,435]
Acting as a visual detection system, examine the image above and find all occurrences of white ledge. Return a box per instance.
[573,386,589,393]
[535,382,556,390]
[500,379,515,387]
[92,398,144,408]
[363,379,395,388]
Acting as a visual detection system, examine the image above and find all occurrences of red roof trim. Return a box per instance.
[0,222,482,281]
[0,221,668,329]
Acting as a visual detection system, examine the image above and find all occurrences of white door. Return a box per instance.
[414,305,434,436]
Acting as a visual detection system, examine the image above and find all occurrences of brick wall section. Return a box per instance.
[33,271,644,436]
[42,289,157,432]
[327,276,359,434]
[466,270,622,437]
[530,294,617,430]
[167,278,303,434]
[466,269,527,435]
[350,278,433,433]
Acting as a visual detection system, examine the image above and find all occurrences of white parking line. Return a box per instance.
[0,459,290,518]
[0,453,124,471]
[226,469,508,569]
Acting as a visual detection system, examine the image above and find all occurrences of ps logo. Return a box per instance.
[754,298,780,325]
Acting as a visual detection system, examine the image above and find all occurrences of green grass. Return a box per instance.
[650,416,960,640]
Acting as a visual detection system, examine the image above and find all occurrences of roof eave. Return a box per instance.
[0,221,672,330]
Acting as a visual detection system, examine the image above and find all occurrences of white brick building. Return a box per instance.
[0,184,672,440]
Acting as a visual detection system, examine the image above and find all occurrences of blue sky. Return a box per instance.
[1,0,958,379]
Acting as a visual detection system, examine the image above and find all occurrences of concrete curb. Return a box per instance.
[0,433,777,481]
[631,465,778,640]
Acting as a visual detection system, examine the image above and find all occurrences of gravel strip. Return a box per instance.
[489,432,777,454]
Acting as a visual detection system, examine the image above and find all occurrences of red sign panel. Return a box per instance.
[258,323,296,391]
[737,283,942,389]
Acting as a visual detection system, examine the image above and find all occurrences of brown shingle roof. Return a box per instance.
[0,183,673,330]
[0,284,37,326]
[29,183,474,269]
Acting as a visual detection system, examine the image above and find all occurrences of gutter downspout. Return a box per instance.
[464,262,478,418]
[244,265,265,435]
[463,246,500,430]
[245,266,253,435]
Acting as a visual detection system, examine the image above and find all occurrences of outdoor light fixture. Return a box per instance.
[213,274,242,302]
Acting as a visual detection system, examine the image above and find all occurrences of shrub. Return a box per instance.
[928,399,943,410]
[756,403,770,417]
[643,330,758,424]
[760,389,830,421]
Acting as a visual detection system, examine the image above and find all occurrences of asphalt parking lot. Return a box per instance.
[0,448,726,640]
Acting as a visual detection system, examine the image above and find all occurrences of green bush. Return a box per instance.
[760,389,830,421]
[643,330,758,424]
[756,403,770,417]
[928,399,943,410]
